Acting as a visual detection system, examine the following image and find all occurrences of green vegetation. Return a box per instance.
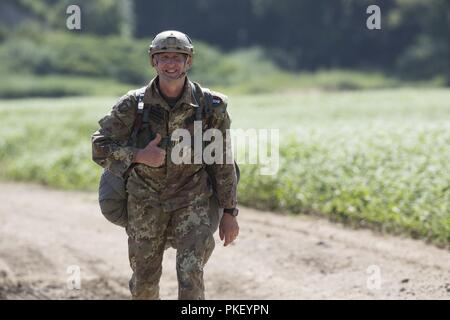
[0,0,448,248]
[0,32,154,85]
[0,14,445,98]
[233,89,450,247]
[0,96,109,189]
[1,0,446,98]
[0,30,436,98]
[0,89,449,246]
[1,0,448,91]
[0,75,132,98]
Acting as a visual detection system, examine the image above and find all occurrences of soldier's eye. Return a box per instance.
[159,55,184,63]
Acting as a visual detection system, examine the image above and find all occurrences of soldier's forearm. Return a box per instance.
[215,176,238,208]
[92,135,139,176]
[217,188,237,208]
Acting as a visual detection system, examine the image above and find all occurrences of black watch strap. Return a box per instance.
[223,208,239,217]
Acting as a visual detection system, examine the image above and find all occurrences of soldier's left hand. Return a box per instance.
[219,214,239,247]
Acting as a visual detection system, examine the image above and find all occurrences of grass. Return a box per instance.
[0,75,135,98]
[230,88,450,246]
[216,69,445,95]
[0,88,449,246]
[0,69,443,99]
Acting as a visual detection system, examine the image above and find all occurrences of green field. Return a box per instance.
[0,88,449,246]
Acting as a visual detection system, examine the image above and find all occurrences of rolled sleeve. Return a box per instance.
[91,93,138,177]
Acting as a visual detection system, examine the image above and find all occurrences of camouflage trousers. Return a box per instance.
[125,192,215,300]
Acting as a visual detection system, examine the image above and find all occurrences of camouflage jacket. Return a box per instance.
[91,77,237,212]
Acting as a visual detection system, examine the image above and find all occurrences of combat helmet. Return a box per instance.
[148,30,194,65]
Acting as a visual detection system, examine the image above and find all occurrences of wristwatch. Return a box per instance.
[223,207,239,217]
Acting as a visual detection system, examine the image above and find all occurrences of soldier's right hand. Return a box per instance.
[135,133,166,167]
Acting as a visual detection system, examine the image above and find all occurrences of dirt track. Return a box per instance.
[0,181,449,300]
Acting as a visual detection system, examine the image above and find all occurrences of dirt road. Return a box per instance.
[0,182,449,299]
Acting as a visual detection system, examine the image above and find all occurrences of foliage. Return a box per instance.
[0,89,449,245]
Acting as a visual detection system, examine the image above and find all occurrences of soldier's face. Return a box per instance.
[153,52,191,81]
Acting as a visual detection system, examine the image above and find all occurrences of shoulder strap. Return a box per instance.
[190,81,240,184]
[190,81,213,122]
[128,87,149,146]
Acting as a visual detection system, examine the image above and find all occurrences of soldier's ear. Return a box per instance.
[186,55,193,70]
[150,55,157,67]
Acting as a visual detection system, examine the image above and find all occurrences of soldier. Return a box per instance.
[91,30,239,300]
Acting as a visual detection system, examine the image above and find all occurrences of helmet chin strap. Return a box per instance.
[175,59,190,79]
[176,70,187,79]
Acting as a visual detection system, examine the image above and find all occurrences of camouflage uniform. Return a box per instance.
[91,76,237,299]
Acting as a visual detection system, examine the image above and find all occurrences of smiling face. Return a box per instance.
[152,52,192,81]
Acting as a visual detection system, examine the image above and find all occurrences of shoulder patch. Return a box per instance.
[210,91,228,107]
[212,97,222,105]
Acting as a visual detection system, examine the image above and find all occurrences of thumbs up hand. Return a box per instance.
[134,133,166,167]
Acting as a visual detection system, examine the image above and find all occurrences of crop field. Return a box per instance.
[0,88,449,245]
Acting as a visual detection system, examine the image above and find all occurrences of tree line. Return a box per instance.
[1,0,449,83]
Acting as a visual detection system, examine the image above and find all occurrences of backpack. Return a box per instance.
[98,82,240,232]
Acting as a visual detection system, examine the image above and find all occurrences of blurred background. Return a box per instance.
[0,0,449,97]
[0,0,449,250]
